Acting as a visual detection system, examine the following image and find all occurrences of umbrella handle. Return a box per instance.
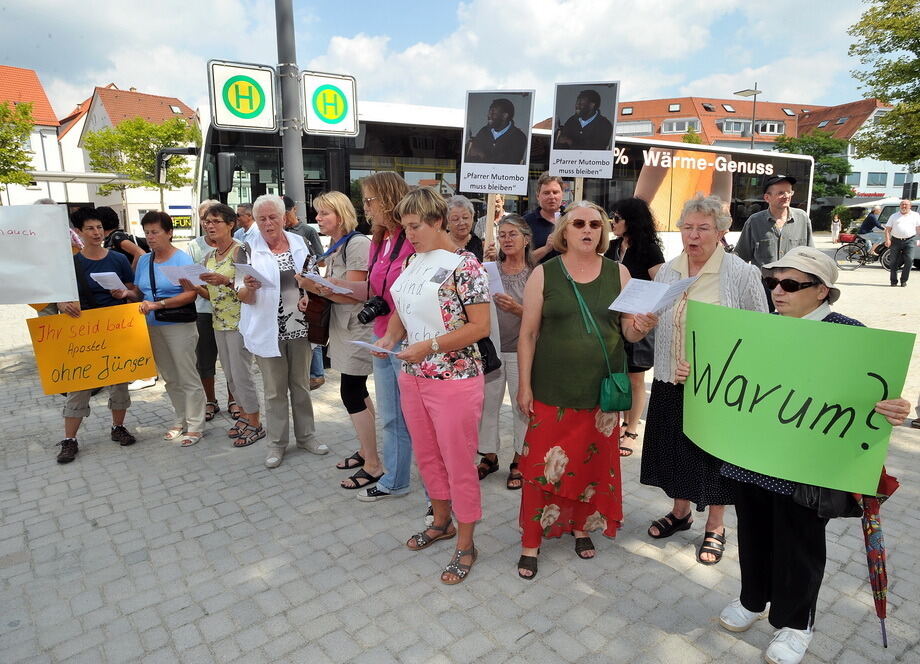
[880,618,888,648]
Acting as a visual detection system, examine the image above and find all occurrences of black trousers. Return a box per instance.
[888,235,915,286]
[735,482,829,630]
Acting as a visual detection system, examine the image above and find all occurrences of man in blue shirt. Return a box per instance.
[524,172,565,263]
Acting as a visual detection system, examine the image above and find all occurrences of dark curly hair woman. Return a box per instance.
[603,197,664,457]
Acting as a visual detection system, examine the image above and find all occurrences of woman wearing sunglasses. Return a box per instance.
[640,194,767,566]
[690,246,909,664]
[516,202,656,579]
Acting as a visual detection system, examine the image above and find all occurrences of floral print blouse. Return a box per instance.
[203,241,244,331]
[402,250,490,380]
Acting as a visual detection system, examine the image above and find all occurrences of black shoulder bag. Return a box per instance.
[149,256,197,323]
[455,270,502,375]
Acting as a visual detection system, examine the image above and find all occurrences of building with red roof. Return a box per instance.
[0,65,66,204]
[538,95,909,200]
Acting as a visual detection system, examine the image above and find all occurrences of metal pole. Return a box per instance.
[275,0,306,223]
[750,81,758,151]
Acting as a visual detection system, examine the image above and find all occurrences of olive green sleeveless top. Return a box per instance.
[532,256,625,409]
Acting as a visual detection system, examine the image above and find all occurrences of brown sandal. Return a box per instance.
[406,522,456,551]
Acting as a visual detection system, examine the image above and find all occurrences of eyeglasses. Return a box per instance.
[201,219,223,226]
[571,219,603,229]
[497,231,522,240]
[762,277,819,292]
[363,196,378,205]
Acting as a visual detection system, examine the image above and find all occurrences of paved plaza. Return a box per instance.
[1,236,919,664]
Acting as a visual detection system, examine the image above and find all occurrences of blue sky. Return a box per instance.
[0,0,870,121]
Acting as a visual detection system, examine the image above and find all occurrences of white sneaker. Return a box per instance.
[297,437,329,455]
[719,598,768,632]
[765,627,812,664]
[265,448,285,468]
[128,377,157,391]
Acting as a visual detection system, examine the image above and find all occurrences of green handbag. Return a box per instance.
[562,264,632,413]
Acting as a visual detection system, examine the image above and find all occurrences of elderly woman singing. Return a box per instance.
[641,194,767,565]
[237,194,328,469]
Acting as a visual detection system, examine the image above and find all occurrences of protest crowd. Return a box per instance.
[39,170,914,664]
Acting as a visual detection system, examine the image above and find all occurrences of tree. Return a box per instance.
[848,0,920,166]
[83,116,200,210]
[682,127,704,144]
[0,101,35,204]
[774,130,855,200]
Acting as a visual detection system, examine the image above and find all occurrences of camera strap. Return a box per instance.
[371,230,407,295]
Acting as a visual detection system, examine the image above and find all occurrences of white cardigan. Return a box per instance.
[239,231,310,358]
[652,251,768,383]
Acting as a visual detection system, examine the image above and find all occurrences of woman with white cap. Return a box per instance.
[674,246,910,664]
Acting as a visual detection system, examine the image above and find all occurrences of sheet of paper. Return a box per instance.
[300,272,353,295]
[608,276,698,314]
[158,264,208,286]
[348,340,399,355]
[482,262,505,295]
[89,272,128,291]
[233,263,273,285]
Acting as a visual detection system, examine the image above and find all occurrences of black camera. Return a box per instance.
[356,296,390,324]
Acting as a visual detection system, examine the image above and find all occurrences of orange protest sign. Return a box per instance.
[26,304,157,395]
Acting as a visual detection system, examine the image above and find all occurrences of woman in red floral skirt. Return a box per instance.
[516,201,656,579]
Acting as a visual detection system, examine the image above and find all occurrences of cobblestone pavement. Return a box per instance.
[1,235,918,663]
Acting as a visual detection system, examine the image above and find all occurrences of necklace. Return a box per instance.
[215,241,234,257]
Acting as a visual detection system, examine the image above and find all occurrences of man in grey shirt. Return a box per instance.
[734,175,813,310]
[734,175,813,268]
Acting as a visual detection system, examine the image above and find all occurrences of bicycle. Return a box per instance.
[834,236,879,270]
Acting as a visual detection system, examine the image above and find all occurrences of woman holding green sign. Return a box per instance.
[640,194,767,565]
[703,246,910,664]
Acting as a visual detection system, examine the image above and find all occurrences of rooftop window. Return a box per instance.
[621,107,633,115]
[722,104,736,113]
[835,117,848,125]
[702,103,715,112]
[817,120,829,128]
[668,103,680,112]
[170,105,182,114]
[782,108,795,116]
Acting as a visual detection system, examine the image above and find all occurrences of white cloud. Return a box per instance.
[678,52,847,105]
[4,0,279,116]
[306,0,741,119]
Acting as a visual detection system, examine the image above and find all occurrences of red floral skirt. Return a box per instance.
[518,400,623,547]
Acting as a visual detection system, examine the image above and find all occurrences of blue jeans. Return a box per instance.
[889,236,916,285]
[373,337,412,495]
[310,344,324,379]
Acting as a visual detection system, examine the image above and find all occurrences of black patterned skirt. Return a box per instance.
[639,380,736,511]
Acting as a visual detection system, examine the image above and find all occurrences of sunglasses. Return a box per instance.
[762,277,819,292]
[571,219,603,229]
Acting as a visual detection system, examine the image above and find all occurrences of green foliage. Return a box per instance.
[0,101,35,192]
[83,116,200,197]
[848,0,920,164]
[850,103,920,165]
[773,130,855,199]
[682,127,704,144]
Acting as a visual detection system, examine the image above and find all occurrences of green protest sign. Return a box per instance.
[683,301,915,494]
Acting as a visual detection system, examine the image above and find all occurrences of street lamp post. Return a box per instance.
[734,83,762,150]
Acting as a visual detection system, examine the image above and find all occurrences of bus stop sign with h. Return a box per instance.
[207,59,358,137]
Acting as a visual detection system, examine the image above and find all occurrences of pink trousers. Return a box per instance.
[398,372,484,523]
